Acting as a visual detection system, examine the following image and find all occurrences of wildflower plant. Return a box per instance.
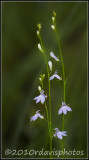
[30,11,72,158]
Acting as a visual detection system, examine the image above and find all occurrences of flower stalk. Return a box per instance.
[37,24,52,158]
[30,12,72,159]
[51,11,66,157]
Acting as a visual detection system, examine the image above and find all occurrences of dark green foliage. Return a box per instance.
[2,2,87,158]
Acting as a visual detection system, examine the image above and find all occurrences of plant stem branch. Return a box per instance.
[55,29,65,158]
[39,36,52,158]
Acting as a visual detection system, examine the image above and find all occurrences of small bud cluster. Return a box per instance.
[51,11,56,31]
[39,74,45,82]
[37,23,43,53]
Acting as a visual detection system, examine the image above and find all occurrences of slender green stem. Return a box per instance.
[45,101,50,134]
[39,36,52,158]
[49,79,52,158]
[42,81,50,134]
[55,29,65,158]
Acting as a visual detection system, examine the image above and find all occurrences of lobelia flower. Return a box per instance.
[53,128,67,140]
[33,90,47,104]
[49,71,62,80]
[58,102,72,115]
[30,110,44,122]
[48,61,52,71]
[50,51,59,61]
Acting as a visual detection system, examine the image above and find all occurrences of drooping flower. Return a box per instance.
[33,90,47,104]
[58,102,72,115]
[49,71,62,80]
[30,110,44,122]
[53,128,67,140]
[50,51,59,61]
[48,61,52,71]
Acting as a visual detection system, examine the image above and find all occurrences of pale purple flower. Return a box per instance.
[33,90,47,104]
[54,128,67,140]
[58,102,72,115]
[30,110,44,122]
[49,71,62,80]
[50,51,59,61]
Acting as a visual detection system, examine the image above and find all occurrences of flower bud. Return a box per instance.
[38,86,41,92]
[39,77,42,81]
[51,25,55,30]
[52,16,55,22]
[38,43,43,53]
[43,74,45,79]
[53,11,56,17]
[37,30,40,36]
[37,23,41,30]
[48,61,52,71]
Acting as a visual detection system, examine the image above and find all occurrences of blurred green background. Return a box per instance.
[2,1,87,158]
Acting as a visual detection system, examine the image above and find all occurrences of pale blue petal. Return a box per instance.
[63,108,67,115]
[33,96,38,100]
[57,132,62,140]
[66,106,72,111]
[30,114,38,122]
[61,131,67,136]
[41,95,45,104]
[53,55,59,61]
[54,74,62,80]
[58,107,63,114]
[38,113,44,119]
[50,51,55,59]
[49,75,55,80]
[36,97,41,103]
[50,51,59,61]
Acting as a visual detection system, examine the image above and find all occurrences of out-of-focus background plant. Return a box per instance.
[2,2,87,158]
